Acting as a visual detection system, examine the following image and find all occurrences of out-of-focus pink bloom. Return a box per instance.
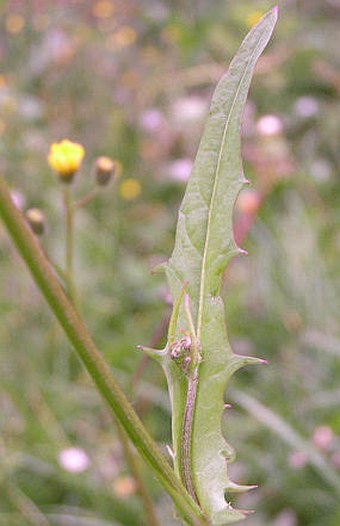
[312,426,334,450]
[160,286,172,306]
[294,96,319,118]
[273,509,297,526]
[112,476,136,499]
[171,96,207,126]
[139,109,164,133]
[236,189,261,215]
[234,189,261,245]
[58,447,89,473]
[167,158,193,182]
[256,114,283,136]
[331,452,340,470]
[241,101,256,137]
[29,30,74,74]
[288,450,308,469]
[11,190,26,211]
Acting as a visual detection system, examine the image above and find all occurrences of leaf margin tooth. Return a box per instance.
[230,354,268,374]
[136,345,165,362]
[225,481,258,494]
[150,260,168,275]
[211,506,248,525]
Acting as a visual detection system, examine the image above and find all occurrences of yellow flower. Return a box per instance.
[5,14,25,34]
[48,139,85,183]
[119,178,141,200]
[92,0,115,19]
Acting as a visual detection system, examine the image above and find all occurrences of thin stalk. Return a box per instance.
[130,310,170,390]
[73,188,99,210]
[68,185,160,526]
[232,390,340,496]
[0,175,207,526]
[117,424,160,526]
[4,480,50,526]
[62,185,76,303]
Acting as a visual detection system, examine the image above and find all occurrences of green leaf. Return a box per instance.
[154,7,278,524]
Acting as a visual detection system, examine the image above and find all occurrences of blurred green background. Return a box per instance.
[0,1,339,525]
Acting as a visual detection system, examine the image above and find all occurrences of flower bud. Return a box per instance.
[48,139,85,183]
[95,156,115,186]
[25,208,46,236]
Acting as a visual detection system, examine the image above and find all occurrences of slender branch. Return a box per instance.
[73,188,99,210]
[0,175,207,526]
[117,424,160,526]
[232,390,340,496]
[66,187,160,525]
[4,480,50,526]
[130,310,170,390]
[62,186,76,303]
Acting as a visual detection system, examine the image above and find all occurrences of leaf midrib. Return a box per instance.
[196,39,265,339]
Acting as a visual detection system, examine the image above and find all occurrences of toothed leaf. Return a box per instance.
[162,8,278,524]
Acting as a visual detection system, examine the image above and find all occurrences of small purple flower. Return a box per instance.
[167,158,193,182]
[294,96,319,118]
[140,109,164,133]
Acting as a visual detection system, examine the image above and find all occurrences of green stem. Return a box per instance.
[62,185,76,303]
[4,480,50,526]
[73,188,99,210]
[0,175,207,526]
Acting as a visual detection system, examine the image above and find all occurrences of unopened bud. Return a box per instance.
[25,208,46,236]
[95,156,115,186]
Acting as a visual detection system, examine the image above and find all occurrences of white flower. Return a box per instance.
[256,114,283,136]
[58,447,89,474]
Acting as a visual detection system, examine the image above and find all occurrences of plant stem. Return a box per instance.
[0,175,207,526]
[232,389,340,496]
[130,309,170,391]
[117,424,160,526]
[62,185,76,303]
[4,480,50,526]
[73,188,99,210]
[68,184,159,525]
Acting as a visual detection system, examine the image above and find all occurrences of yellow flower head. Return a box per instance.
[119,178,141,200]
[48,139,85,183]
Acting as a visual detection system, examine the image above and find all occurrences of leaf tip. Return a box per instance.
[166,444,175,461]
[260,358,269,365]
[136,345,164,362]
[231,354,268,371]
[241,509,255,516]
[225,481,258,494]
[150,260,167,275]
[237,247,248,257]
